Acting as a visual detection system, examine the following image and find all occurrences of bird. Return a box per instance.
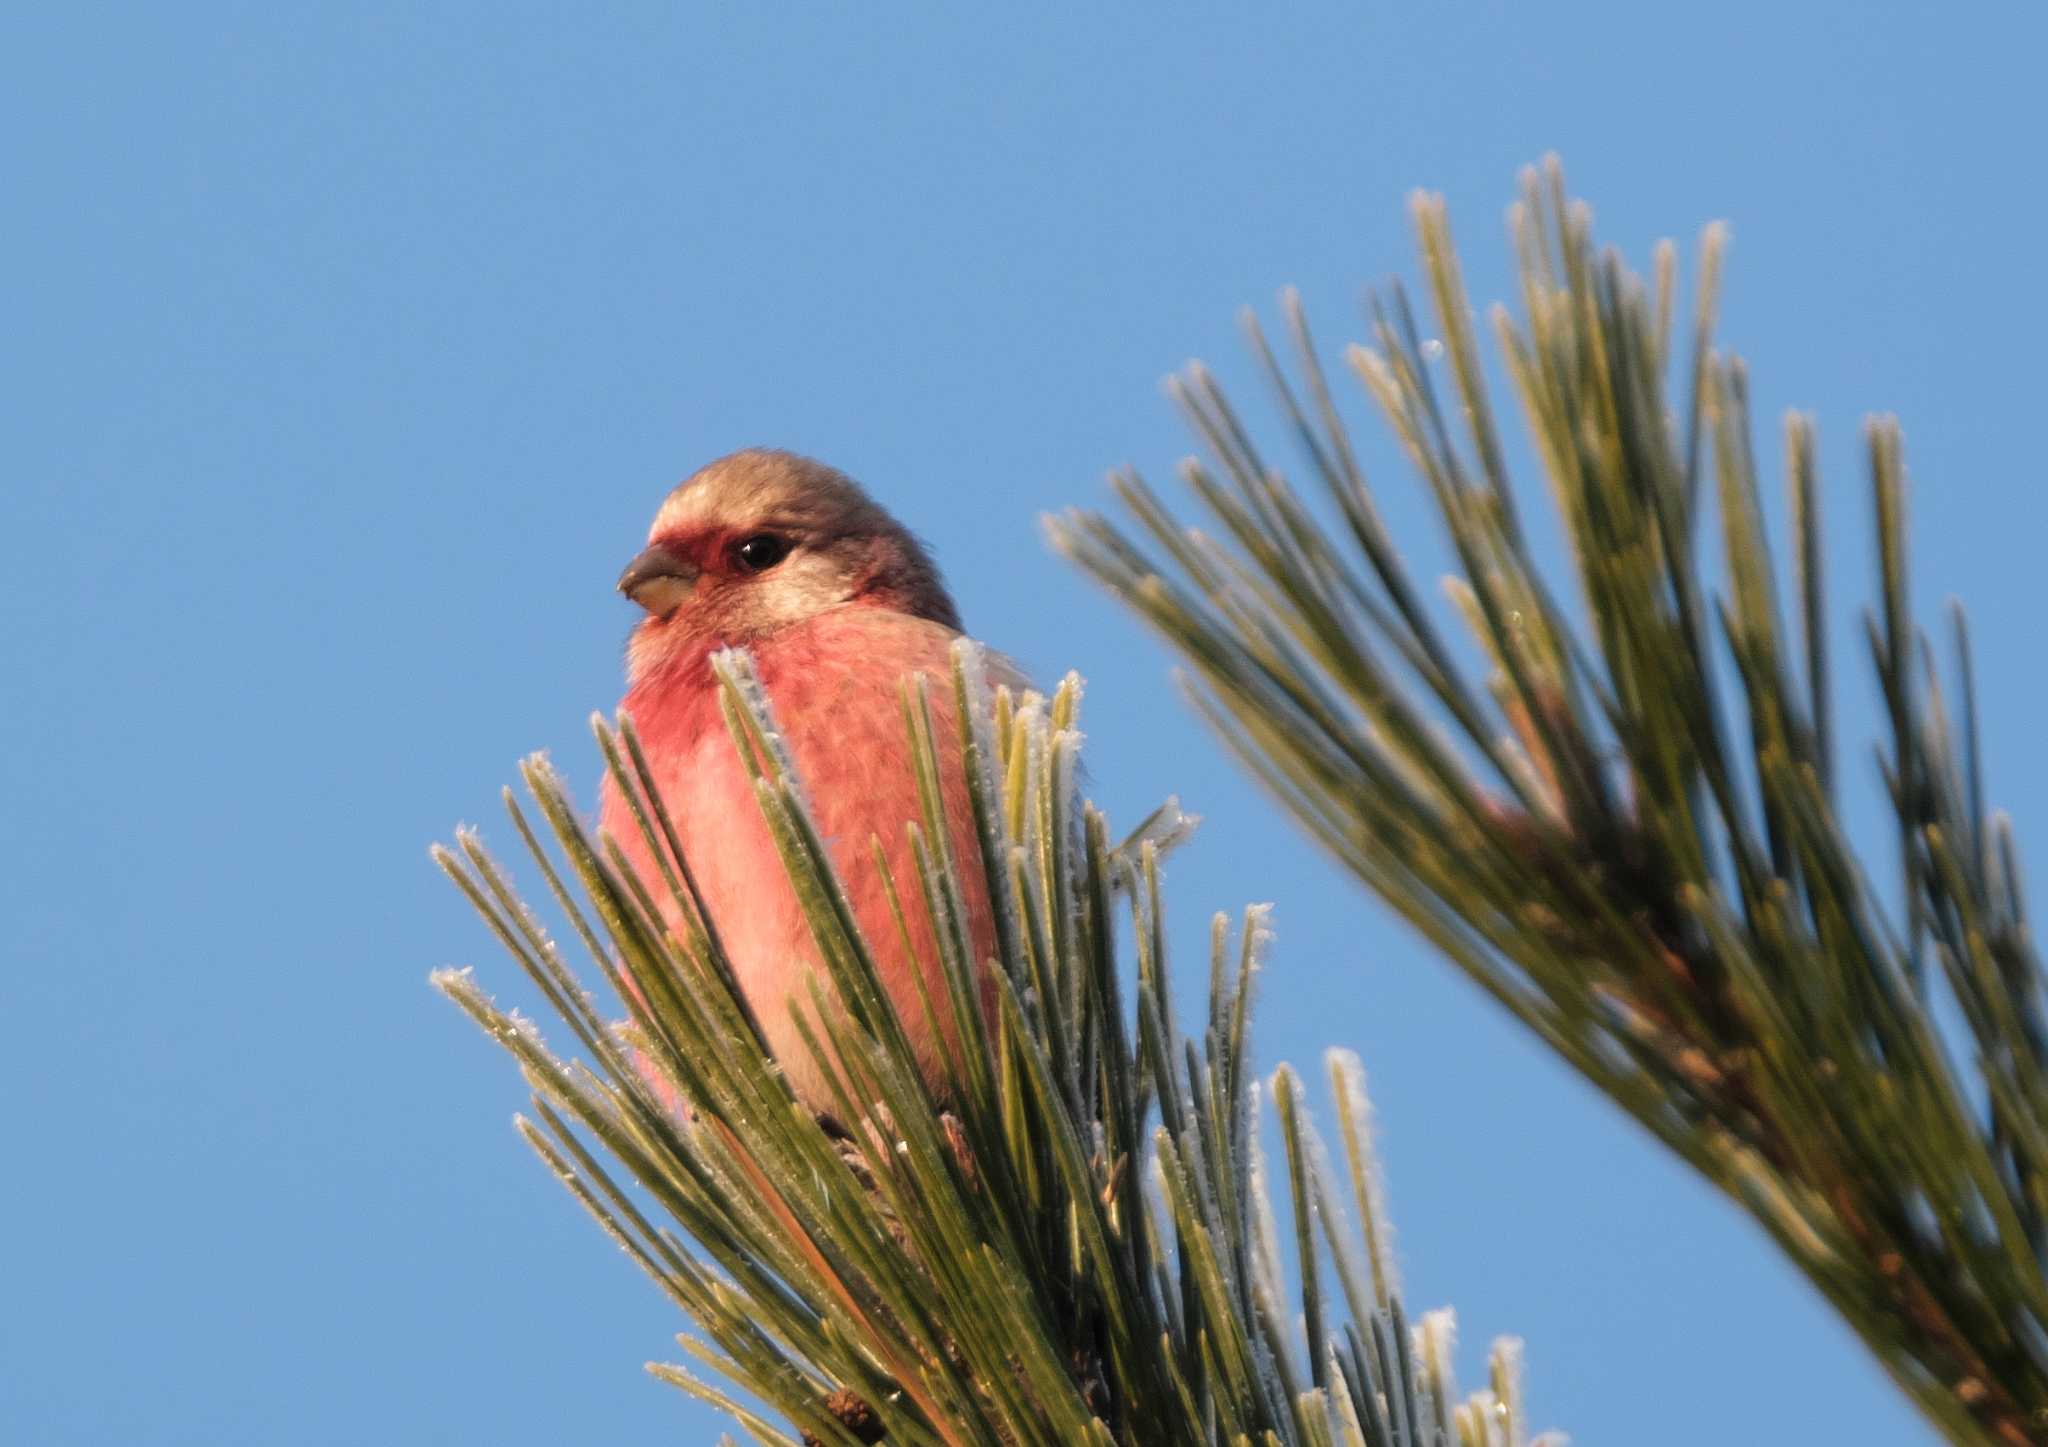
[602,448,1017,1115]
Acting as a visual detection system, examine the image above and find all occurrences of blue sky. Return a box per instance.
[6,5,2043,1442]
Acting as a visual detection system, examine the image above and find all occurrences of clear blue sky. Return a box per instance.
[6,5,2042,1442]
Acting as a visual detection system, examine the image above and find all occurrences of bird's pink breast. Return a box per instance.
[603,606,1008,1111]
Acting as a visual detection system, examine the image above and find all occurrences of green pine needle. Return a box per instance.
[435,642,1540,1445]
[1049,156,2048,1447]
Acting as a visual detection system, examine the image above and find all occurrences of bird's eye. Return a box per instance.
[732,534,790,572]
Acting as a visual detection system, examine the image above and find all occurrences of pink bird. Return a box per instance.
[602,449,1019,1114]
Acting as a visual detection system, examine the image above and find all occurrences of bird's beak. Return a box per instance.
[617,544,699,618]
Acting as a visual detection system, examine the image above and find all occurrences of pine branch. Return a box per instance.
[434,645,1549,1445]
[1050,157,2048,1446]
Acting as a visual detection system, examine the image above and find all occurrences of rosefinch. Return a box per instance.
[603,448,1018,1113]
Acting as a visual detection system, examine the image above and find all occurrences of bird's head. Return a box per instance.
[618,449,958,681]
